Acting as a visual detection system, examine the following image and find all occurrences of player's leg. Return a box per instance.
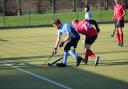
[116,28,121,46]
[84,44,92,64]
[115,20,124,46]
[56,44,69,67]
[115,20,121,46]
[68,37,82,66]
[118,20,124,46]
[56,39,77,67]
[84,35,99,66]
[119,28,124,46]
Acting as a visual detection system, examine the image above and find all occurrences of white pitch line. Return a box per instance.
[1,61,72,89]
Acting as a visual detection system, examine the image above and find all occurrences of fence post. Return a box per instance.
[2,0,5,28]
[75,0,78,19]
[28,0,31,26]
[86,0,90,5]
[52,0,56,20]
[99,0,102,22]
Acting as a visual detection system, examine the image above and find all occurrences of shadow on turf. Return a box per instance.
[1,63,128,89]
[0,50,128,68]
[0,58,128,89]
[99,58,128,66]
[0,50,128,61]
[0,38,8,42]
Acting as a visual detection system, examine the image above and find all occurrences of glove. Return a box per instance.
[96,28,100,33]
[53,48,57,54]
[59,41,65,47]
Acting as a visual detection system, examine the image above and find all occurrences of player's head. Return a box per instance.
[52,19,61,29]
[71,19,79,28]
[115,0,120,4]
[85,5,90,12]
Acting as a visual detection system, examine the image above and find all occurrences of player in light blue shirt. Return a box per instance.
[52,19,82,67]
[84,5,93,20]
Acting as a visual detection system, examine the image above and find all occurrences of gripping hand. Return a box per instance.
[59,41,65,47]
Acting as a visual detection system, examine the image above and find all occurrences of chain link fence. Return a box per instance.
[0,0,128,28]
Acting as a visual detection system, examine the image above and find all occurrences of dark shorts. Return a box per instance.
[85,35,97,44]
[114,20,124,28]
[64,36,80,52]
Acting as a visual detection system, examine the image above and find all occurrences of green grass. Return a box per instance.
[0,10,128,27]
[0,24,128,89]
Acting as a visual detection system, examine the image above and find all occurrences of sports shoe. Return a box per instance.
[120,42,124,47]
[76,56,83,67]
[56,63,67,67]
[81,59,88,64]
[94,56,100,66]
[118,42,124,47]
[118,42,121,46]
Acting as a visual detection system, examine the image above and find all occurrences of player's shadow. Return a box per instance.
[99,59,128,66]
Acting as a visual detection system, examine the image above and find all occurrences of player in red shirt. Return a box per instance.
[112,0,125,46]
[72,19,100,66]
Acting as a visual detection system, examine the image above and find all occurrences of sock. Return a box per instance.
[116,29,121,43]
[63,52,68,64]
[116,33,121,43]
[68,50,78,61]
[120,34,124,43]
[87,49,96,59]
[85,50,89,62]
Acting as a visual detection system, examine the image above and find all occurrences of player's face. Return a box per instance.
[84,7,87,12]
[115,0,120,4]
[52,24,60,30]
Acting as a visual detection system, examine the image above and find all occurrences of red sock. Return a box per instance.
[88,49,96,59]
[85,50,89,62]
[120,34,123,43]
[85,49,96,59]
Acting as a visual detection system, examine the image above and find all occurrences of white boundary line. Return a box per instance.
[1,61,72,89]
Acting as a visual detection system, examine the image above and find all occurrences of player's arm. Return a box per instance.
[89,20,100,33]
[59,25,71,47]
[53,32,62,53]
[59,31,71,47]
[112,12,116,21]
[63,32,70,42]
[122,9,126,17]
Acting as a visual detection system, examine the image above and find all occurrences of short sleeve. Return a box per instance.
[62,24,71,34]
[57,30,62,36]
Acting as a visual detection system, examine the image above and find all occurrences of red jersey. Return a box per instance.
[75,20,97,37]
[114,4,125,20]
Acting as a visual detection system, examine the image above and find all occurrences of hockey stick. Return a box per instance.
[42,52,55,69]
[48,57,63,66]
[111,20,119,37]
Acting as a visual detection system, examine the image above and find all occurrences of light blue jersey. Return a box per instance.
[57,23,80,38]
[85,11,93,20]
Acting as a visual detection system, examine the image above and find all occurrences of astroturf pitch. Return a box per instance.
[0,24,128,89]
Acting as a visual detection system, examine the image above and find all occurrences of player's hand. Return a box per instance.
[53,48,57,54]
[59,41,65,47]
[97,28,100,33]
[112,17,115,21]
